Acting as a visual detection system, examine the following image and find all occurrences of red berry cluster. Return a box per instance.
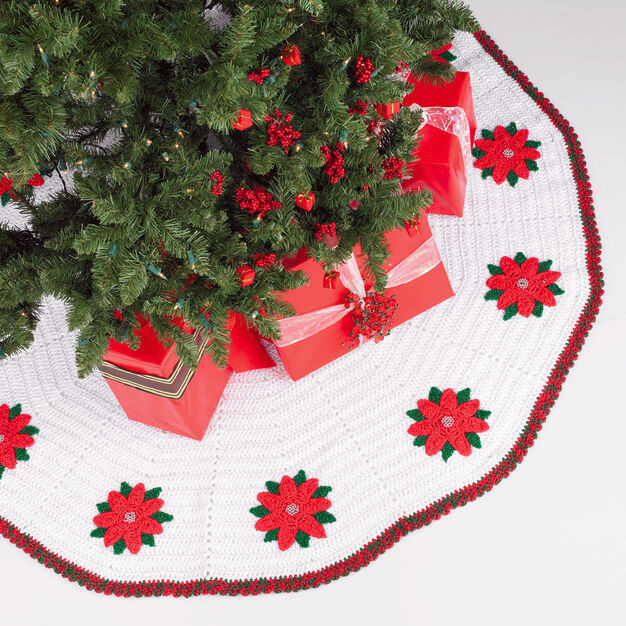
[248,68,270,85]
[265,108,301,153]
[320,143,345,183]
[394,60,409,73]
[113,309,124,321]
[346,292,398,346]
[366,119,381,136]
[236,186,282,220]
[209,170,224,196]
[252,253,276,268]
[315,222,337,241]
[382,157,405,180]
[348,99,368,116]
[355,56,375,83]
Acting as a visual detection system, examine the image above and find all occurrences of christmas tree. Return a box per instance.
[0,0,478,376]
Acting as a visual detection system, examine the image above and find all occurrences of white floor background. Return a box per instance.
[0,1,624,624]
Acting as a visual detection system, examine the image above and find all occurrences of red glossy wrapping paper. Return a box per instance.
[273,215,454,381]
[102,312,274,440]
[401,71,476,217]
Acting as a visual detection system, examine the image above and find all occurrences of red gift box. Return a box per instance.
[100,312,273,439]
[271,214,454,380]
[403,71,477,145]
[400,72,476,218]
[401,121,467,217]
[232,109,253,131]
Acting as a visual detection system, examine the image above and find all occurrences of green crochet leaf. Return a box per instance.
[485,289,503,301]
[250,505,270,518]
[503,303,518,321]
[293,470,307,486]
[525,159,539,172]
[1,192,10,207]
[113,539,126,555]
[481,167,494,180]
[265,480,280,494]
[538,260,553,272]
[507,170,519,187]
[505,122,518,136]
[525,139,542,149]
[456,388,471,404]
[144,487,162,500]
[14,449,29,461]
[475,409,491,421]
[313,511,336,524]
[466,433,482,449]
[264,528,278,543]
[407,408,426,422]
[488,264,504,276]
[18,425,38,436]
[0,467,4,479]
[142,533,155,547]
[9,404,22,419]
[312,485,332,498]
[295,531,310,548]
[90,527,106,538]
[413,436,428,447]
[96,501,111,514]
[481,128,494,140]
[441,442,455,462]
[547,283,565,296]
[151,511,174,523]
[533,302,544,318]
[440,50,457,62]
[472,146,486,159]
[428,387,442,404]
[514,252,527,265]
[120,482,132,497]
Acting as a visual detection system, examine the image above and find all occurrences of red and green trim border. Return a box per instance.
[0,30,604,597]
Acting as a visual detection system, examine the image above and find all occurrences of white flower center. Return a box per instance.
[502,148,515,158]
[0,434,5,444]
[123,511,136,523]
[441,415,455,428]
[517,278,529,289]
[285,503,300,516]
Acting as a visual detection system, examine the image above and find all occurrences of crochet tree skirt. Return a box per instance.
[0,31,603,597]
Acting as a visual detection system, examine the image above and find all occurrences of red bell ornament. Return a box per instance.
[232,109,253,131]
[281,44,301,66]
[375,101,401,120]
[296,191,315,211]
[236,265,256,287]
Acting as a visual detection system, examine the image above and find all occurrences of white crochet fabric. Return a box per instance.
[0,32,595,588]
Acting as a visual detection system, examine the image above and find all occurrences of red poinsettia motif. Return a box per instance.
[1,173,45,205]
[0,404,38,477]
[91,482,173,554]
[408,388,490,461]
[486,253,564,320]
[473,123,542,186]
[251,471,335,551]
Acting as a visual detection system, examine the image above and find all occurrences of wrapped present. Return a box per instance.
[281,44,301,66]
[375,101,402,120]
[100,312,274,440]
[400,71,476,217]
[232,109,253,131]
[271,214,454,380]
[401,108,470,217]
[402,71,477,144]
